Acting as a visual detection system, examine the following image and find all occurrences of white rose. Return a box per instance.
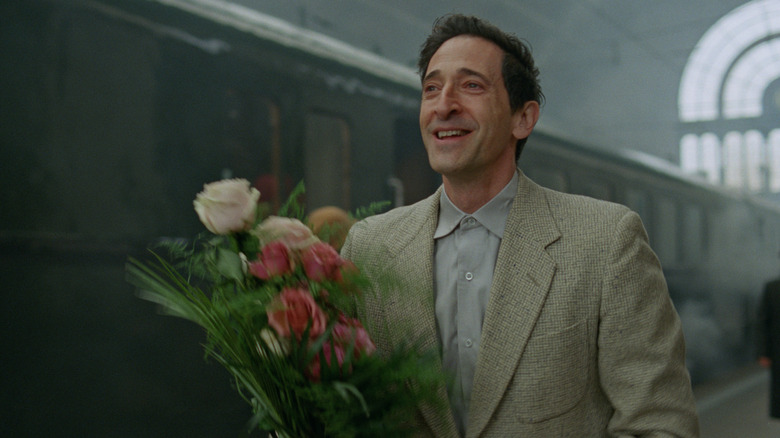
[251,216,319,249]
[257,328,289,357]
[193,179,260,234]
[239,252,249,274]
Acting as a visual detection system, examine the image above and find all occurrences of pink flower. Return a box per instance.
[306,315,375,381]
[248,241,293,280]
[301,241,345,282]
[332,314,376,358]
[307,342,347,382]
[267,287,327,340]
[193,179,260,234]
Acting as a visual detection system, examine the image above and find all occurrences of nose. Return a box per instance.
[432,85,461,119]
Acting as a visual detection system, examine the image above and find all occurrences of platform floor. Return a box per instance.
[695,365,780,437]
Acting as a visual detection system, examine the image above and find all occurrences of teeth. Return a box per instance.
[437,130,465,139]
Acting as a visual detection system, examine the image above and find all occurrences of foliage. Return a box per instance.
[126,179,441,437]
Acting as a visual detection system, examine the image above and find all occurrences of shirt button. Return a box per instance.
[464,338,473,348]
[465,272,473,281]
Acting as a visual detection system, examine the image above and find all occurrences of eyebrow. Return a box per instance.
[423,67,492,84]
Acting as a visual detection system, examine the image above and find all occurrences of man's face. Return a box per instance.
[419,35,524,183]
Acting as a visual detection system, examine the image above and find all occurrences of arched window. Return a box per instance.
[770,129,780,191]
[744,130,765,191]
[723,132,743,188]
[701,133,721,185]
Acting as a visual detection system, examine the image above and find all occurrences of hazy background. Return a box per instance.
[2,1,778,436]
[230,0,753,162]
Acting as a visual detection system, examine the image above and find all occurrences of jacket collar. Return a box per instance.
[466,171,562,437]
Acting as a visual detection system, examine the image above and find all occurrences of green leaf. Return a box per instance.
[278,181,306,220]
[352,201,391,220]
[216,247,244,280]
[332,381,369,418]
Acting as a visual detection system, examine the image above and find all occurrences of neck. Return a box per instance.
[442,167,515,214]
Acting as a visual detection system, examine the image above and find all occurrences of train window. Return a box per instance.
[624,188,651,228]
[654,197,679,265]
[772,217,780,254]
[759,215,780,254]
[764,217,772,251]
[394,118,440,205]
[578,178,612,201]
[526,167,568,192]
[218,93,283,210]
[304,112,351,210]
[681,204,704,263]
[157,82,284,234]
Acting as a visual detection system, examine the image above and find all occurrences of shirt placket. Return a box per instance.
[455,215,487,403]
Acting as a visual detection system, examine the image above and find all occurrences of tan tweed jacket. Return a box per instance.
[341,171,699,438]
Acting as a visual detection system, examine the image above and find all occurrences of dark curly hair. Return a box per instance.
[417,14,544,159]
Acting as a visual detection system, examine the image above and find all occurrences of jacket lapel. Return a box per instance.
[467,173,561,437]
[380,188,461,437]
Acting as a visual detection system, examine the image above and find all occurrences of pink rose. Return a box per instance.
[252,216,318,249]
[301,241,345,282]
[332,314,376,358]
[267,287,327,340]
[307,315,375,381]
[248,241,294,280]
[193,179,260,234]
[307,342,347,382]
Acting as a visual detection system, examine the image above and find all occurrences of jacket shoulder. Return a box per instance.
[342,191,438,261]
[534,183,634,231]
[352,197,430,238]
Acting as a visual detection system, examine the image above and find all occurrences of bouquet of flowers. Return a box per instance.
[126,179,442,437]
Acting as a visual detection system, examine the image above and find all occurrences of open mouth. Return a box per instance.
[436,129,470,139]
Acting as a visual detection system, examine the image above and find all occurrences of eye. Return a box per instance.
[465,81,483,90]
[422,83,440,97]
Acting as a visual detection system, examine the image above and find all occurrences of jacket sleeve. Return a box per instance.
[598,211,700,437]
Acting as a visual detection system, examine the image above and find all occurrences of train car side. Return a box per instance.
[521,132,780,382]
[1,1,433,436]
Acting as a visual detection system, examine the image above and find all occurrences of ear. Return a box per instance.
[511,101,540,141]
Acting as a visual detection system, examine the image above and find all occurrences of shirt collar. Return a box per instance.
[434,171,517,239]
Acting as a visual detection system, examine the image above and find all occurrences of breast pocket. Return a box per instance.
[506,320,589,423]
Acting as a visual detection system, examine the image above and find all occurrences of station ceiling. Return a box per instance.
[231,0,773,164]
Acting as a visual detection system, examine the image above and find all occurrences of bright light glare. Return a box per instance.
[678,0,780,121]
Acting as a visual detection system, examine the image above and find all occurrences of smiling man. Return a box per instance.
[419,34,536,213]
[342,14,699,438]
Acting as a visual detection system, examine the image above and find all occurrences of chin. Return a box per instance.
[427,159,453,175]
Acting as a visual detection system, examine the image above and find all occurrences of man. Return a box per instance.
[759,275,780,419]
[341,14,698,437]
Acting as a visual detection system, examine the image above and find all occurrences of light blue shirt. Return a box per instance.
[433,172,517,436]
